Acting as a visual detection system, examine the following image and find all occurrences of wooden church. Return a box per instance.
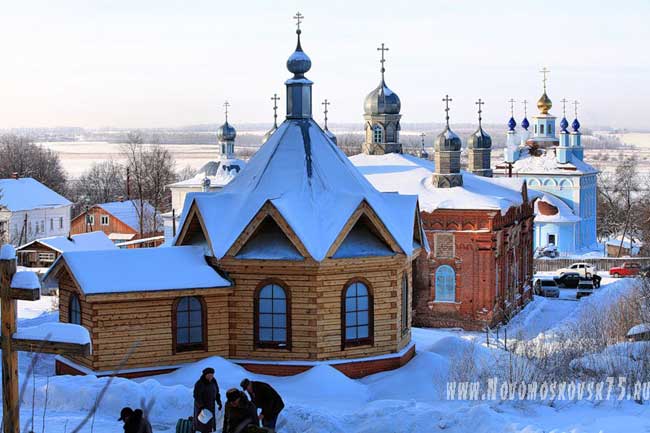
[46,20,425,379]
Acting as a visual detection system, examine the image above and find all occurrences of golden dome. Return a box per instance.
[537,92,552,114]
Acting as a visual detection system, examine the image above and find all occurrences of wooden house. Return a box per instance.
[45,28,425,379]
[16,231,116,268]
[70,200,163,247]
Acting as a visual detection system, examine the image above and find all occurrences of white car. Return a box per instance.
[557,263,595,278]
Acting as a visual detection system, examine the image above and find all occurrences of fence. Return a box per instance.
[534,257,650,273]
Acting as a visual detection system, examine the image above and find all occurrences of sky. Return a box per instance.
[1,0,649,130]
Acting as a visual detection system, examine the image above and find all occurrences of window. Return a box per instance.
[173,296,206,352]
[87,214,95,225]
[255,283,289,348]
[435,265,456,302]
[69,294,82,325]
[540,124,545,134]
[343,280,372,346]
[100,215,110,226]
[59,217,63,229]
[373,125,383,143]
[39,221,44,233]
[50,218,54,230]
[548,234,556,246]
[401,273,409,335]
[534,125,538,134]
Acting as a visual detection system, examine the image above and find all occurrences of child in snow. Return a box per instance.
[193,367,223,433]
[240,378,284,431]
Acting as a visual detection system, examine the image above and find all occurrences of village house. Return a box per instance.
[0,176,72,246]
[16,231,116,268]
[45,23,425,379]
[349,57,538,330]
[70,199,163,247]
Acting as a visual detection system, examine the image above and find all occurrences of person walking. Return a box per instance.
[222,388,258,433]
[193,367,223,433]
[240,379,284,431]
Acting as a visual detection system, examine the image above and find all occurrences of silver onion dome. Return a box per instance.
[364,80,401,115]
[216,121,236,142]
[435,127,462,152]
[467,127,492,149]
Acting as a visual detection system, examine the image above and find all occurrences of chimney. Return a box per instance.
[11,172,19,180]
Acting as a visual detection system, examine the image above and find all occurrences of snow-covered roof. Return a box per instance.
[13,323,91,346]
[169,158,247,189]
[508,150,598,175]
[534,193,581,223]
[0,178,71,211]
[18,231,117,254]
[175,119,421,261]
[627,323,650,337]
[11,271,40,289]
[46,245,231,295]
[349,153,534,214]
[96,200,159,232]
[605,235,643,249]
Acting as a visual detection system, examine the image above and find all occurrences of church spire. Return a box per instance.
[285,11,313,119]
[217,100,236,159]
[467,98,493,177]
[432,95,463,187]
[537,67,552,114]
[262,94,280,144]
[322,99,337,144]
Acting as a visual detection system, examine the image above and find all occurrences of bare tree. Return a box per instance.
[73,160,126,205]
[176,164,197,182]
[0,135,67,194]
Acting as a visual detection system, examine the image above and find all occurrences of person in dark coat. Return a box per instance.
[193,367,223,433]
[241,378,284,431]
[118,407,152,433]
[222,388,258,433]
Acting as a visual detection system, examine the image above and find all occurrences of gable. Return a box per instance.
[175,202,213,255]
[331,216,394,259]
[235,216,304,260]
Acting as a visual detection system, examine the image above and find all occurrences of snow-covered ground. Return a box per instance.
[7,277,650,433]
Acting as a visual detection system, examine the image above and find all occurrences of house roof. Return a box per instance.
[95,200,159,232]
[175,119,422,261]
[169,158,247,189]
[349,153,537,214]
[507,150,598,175]
[44,245,231,295]
[534,193,581,223]
[18,231,117,254]
[0,178,71,211]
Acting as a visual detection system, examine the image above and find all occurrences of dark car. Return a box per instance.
[554,272,581,288]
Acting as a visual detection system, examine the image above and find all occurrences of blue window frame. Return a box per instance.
[435,265,456,302]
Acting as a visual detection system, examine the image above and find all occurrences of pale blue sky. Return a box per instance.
[1,0,648,129]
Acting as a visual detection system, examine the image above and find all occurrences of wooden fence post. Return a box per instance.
[1,253,19,433]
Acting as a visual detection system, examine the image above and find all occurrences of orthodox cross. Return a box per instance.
[561,98,568,117]
[540,67,550,91]
[420,132,426,148]
[223,101,230,122]
[442,95,452,126]
[573,100,580,118]
[293,11,304,31]
[322,99,331,130]
[475,98,485,126]
[522,99,528,117]
[1,245,91,433]
[508,98,515,118]
[377,43,389,79]
[271,94,280,128]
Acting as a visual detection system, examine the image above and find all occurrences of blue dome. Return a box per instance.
[364,81,401,115]
[572,118,581,132]
[217,121,236,141]
[287,32,311,76]
[521,117,530,130]
[560,117,569,132]
[508,117,517,131]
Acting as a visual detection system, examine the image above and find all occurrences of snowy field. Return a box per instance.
[7,276,650,433]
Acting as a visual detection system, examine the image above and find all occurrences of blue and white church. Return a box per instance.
[495,72,599,256]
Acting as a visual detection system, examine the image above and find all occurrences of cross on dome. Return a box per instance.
[573,100,580,118]
[561,98,568,117]
[420,132,426,147]
[377,43,389,79]
[293,11,303,32]
[540,67,550,91]
[522,99,528,117]
[271,93,280,128]
[508,98,515,118]
[443,94,453,126]
[322,99,331,129]
[475,98,485,126]
[224,101,231,122]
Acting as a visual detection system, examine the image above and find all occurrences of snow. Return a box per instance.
[44,245,231,295]
[96,200,160,232]
[0,243,16,259]
[349,152,538,214]
[628,323,650,337]
[332,223,395,258]
[11,271,40,289]
[18,231,117,253]
[534,193,581,223]
[0,177,71,211]
[235,222,304,260]
[174,119,421,261]
[510,149,598,175]
[13,322,91,346]
[169,158,247,188]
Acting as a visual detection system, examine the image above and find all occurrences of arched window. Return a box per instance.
[255,283,289,348]
[401,273,409,335]
[373,125,383,143]
[173,296,206,353]
[435,265,456,302]
[69,294,81,325]
[342,281,372,347]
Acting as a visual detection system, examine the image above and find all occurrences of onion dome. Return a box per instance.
[467,127,492,149]
[364,81,401,115]
[521,117,530,130]
[537,92,552,114]
[508,117,517,131]
[217,121,236,142]
[435,127,462,152]
[572,118,581,132]
[560,117,569,133]
[287,29,311,76]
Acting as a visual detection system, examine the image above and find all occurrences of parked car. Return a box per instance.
[554,271,581,288]
[576,280,595,299]
[557,263,596,278]
[536,278,560,298]
[609,262,641,278]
